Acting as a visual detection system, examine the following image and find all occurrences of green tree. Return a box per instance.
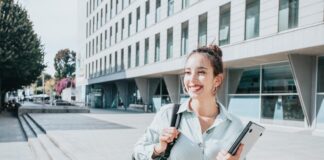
[0,0,45,107]
[54,49,76,80]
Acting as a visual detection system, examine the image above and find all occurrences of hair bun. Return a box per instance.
[208,44,222,58]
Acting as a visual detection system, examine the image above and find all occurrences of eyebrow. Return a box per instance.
[184,66,208,70]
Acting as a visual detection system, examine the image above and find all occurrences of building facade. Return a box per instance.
[77,0,324,130]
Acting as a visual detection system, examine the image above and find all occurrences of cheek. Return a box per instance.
[183,76,190,86]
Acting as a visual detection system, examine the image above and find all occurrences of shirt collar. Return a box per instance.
[177,98,233,121]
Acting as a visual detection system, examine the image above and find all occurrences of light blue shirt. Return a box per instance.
[134,99,244,160]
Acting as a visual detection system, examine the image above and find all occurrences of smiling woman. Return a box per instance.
[133,45,245,160]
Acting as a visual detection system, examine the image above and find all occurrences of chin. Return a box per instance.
[188,92,202,99]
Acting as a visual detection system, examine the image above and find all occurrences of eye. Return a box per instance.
[198,71,206,74]
[184,71,191,75]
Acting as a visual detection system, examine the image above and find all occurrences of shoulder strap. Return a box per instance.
[159,104,182,160]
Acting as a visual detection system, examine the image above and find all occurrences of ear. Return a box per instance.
[214,74,224,88]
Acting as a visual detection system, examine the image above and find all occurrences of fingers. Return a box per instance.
[160,127,180,144]
[216,146,244,160]
[235,144,244,157]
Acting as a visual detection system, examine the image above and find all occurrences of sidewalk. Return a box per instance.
[30,108,324,160]
[1,106,324,160]
[0,111,34,160]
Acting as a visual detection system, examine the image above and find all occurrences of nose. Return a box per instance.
[188,72,199,82]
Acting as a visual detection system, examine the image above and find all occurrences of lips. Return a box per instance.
[188,85,203,92]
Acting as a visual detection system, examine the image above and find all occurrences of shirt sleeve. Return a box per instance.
[133,107,171,160]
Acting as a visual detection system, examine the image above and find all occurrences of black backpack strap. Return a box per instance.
[159,104,182,160]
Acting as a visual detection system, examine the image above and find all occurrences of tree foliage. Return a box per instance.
[0,0,45,99]
[54,49,76,80]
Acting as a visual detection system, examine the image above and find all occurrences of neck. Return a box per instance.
[190,96,218,118]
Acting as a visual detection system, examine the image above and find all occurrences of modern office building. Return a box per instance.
[77,0,324,130]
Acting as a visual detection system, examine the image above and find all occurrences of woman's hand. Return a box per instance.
[216,144,244,160]
[154,127,180,155]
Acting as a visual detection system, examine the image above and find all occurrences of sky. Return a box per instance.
[18,0,79,76]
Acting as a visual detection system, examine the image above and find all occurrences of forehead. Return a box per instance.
[185,53,212,69]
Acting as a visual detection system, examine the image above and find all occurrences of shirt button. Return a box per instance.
[198,143,204,147]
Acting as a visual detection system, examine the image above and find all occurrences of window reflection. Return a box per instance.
[261,95,304,124]
[318,57,324,92]
[228,96,260,119]
[262,63,297,93]
[236,68,260,94]
[317,95,324,129]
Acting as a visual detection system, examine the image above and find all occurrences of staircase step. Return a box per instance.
[23,114,71,160]
[19,115,50,160]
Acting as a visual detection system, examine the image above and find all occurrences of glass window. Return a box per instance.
[145,0,150,28]
[100,9,103,27]
[93,0,95,11]
[219,3,231,46]
[89,0,92,14]
[136,42,140,66]
[121,18,125,40]
[167,27,173,59]
[104,56,107,74]
[110,0,113,19]
[317,95,324,129]
[115,22,118,43]
[96,36,98,53]
[86,23,88,38]
[245,0,260,39]
[96,13,99,30]
[92,17,95,33]
[128,45,131,68]
[109,27,112,46]
[105,4,108,23]
[181,21,189,55]
[100,58,102,75]
[114,51,118,72]
[317,57,324,92]
[279,0,298,32]
[108,54,111,73]
[86,43,88,58]
[168,0,174,16]
[136,7,140,32]
[182,0,189,9]
[96,60,98,76]
[89,20,91,36]
[261,95,304,126]
[228,96,260,119]
[317,57,324,129]
[92,61,94,77]
[198,13,207,47]
[121,49,124,70]
[155,33,160,62]
[128,12,132,37]
[145,38,149,64]
[235,68,260,94]
[155,0,161,23]
[262,63,297,93]
[105,30,107,49]
[116,0,119,14]
[92,39,94,55]
[100,33,102,51]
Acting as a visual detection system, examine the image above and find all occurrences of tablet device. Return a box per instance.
[228,121,265,159]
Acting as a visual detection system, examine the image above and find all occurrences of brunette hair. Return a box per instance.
[187,44,223,76]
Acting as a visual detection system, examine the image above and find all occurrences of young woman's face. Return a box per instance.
[184,53,221,99]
